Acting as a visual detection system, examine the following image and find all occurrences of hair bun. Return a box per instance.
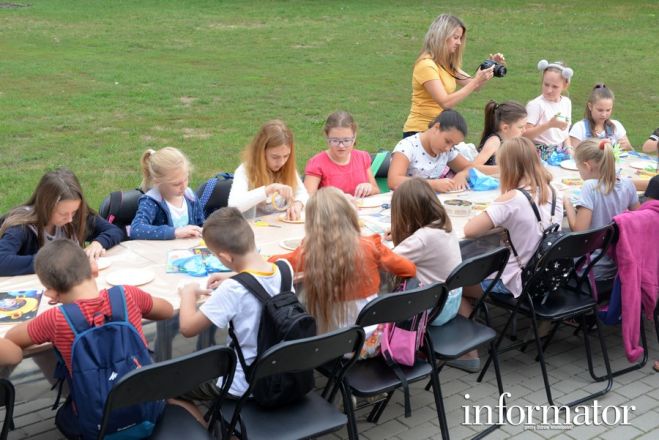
[562,67,574,81]
[537,59,549,71]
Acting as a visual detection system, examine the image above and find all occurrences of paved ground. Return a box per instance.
[3,310,658,440]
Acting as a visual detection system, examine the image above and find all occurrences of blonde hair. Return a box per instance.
[140,147,190,192]
[302,188,364,333]
[242,120,298,191]
[498,137,553,205]
[418,14,466,74]
[574,139,616,194]
[0,168,90,247]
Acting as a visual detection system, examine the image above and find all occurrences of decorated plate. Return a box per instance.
[278,214,305,224]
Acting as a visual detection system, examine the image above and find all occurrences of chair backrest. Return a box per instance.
[99,345,236,438]
[355,284,447,328]
[98,188,143,238]
[0,379,15,440]
[445,246,510,293]
[195,176,233,218]
[370,150,391,178]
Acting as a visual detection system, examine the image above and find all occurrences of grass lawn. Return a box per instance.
[1,0,657,212]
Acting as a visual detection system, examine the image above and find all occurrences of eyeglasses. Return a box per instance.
[327,137,355,147]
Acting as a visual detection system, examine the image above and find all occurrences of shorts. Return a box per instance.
[480,279,513,297]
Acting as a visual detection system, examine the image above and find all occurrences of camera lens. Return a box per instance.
[494,65,507,77]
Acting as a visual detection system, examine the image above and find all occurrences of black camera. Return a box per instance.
[480,60,507,77]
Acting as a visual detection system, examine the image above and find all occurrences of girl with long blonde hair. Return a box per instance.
[130,147,204,240]
[268,187,415,333]
[0,168,123,276]
[402,14,505,137]
[228,120,308,220]
[564,139,639,280]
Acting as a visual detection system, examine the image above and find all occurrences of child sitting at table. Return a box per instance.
[304,110,380,198]
[268,187,416,333]
[569,84,632,150]
[390,177,462,325]
[472,100,527,174]
[388,109,472,193]
[459,137,561,372]
[228,120,308,221]
[0,168,123,276]
[563,139,639,282]
[524,60,573,159]
[5,239,175,434]
[130,147,205,240]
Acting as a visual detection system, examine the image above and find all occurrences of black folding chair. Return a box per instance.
[321,284,448,435]
[220,326,365,440]
[478,225,615,407]
[98,188,144,239]
[98,345,236,440]
[0,379,15,440]
[424,246,510,439]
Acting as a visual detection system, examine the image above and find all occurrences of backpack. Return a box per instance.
[506,187,573,304]
[98,189,144,239]
[230,260,317,407]
[53,286,164,440]
[195,172,234,218]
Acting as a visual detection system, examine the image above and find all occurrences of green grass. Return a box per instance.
[1,0,657,212]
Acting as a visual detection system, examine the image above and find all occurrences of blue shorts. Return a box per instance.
[480,279,513,297]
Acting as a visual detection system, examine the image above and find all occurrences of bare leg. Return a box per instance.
[167,398,207,427]
[455,285,483,361]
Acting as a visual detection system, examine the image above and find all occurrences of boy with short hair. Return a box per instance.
[178,207,294,398]
[7,240,174,370]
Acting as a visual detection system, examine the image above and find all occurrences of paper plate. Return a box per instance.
[629,160,657,171]
[561,178,583,186]
[279,238,303,251]
[445,188,468,194]
[96,257,112,271]
[560,160,578,171]
[278,214,305,224]
[105,269,155,287]
[355,198,384,209]
[471,202,490,212]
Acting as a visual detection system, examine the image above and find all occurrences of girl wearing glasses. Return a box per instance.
[304,111,379,198]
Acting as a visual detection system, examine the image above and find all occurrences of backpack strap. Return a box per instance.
[274,260,293,292]
[106,285,128,323]
[60,304,92,336]
[199,177,219,211]
[516,186,556,222]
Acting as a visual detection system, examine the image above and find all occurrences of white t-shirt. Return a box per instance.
[227,163,308,219]
[165,200,189,228]
[199,261,294,396]
[526,95,572,147]
[569,119,627,145]
[392,133,460,179]
[485,188,564,296]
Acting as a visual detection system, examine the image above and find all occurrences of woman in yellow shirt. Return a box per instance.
[403,14,505,137]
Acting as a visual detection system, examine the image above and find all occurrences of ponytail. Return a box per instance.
[574,139,616,194]
[140,149,156,192]
[479,101,498,150]
[139,147,190,193]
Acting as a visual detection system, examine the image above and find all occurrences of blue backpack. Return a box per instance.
[53,286,164,440]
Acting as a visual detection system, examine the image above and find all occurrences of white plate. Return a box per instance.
[445,188,468,194]
[560,160,578,171]
[355,198,384,209]
[105,269,155,287]
[629,160,657,171]
[96,257,112,271]
[279,238,303,251]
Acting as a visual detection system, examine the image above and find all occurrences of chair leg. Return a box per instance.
[478,304,520,383]
[340,382,360,440]
[528,311,556,406]
[429,370,450,440]
[532,322,561,362]
[366,392,394,423]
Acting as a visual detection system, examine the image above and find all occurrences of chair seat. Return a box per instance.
[221,392,346,440]
[149,404,213,440]
[428,315,496,359]
[488,287,596,321]
[343,357,432,397]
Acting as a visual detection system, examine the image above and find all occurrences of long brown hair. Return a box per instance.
[584,84,616,135]
[390,178,452,246]
[243,120,298,191]
[479,100,527,150]
[302,187,363,333]
[574,139,616,194]
[498,137,553,204]
[0,168,90,247]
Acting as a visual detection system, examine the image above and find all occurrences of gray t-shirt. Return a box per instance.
[577,178,638,279]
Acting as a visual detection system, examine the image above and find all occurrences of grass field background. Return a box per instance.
[1,0,657,212]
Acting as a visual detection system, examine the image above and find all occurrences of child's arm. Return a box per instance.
[144,297,174,321]
[85,214,124,258]
[0,337,23,365]
[447,154,472,189]
[464,211,495,238]
[472,137,500,170]
[642,130,658,153]
[268,246,303,272]
[0,226,37,276]
[178,285,213,337]
[130,197,176,240]
[563,193,592,231]
[388,152,456,193]
[5,322,36,352]
[617,135,633,151]
[373,235,416,278]
[303,175,321,197]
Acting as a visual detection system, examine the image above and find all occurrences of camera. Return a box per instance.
[480,60,507,77]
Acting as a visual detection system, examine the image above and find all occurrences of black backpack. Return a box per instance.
[506,187,573,303]
[230,260,317,407]
[195,172,233,218]
[98,188,144,239]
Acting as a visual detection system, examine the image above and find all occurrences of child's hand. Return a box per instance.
[175,225,203,239]
[549,114,569,130]
[286,200,303,221]
[434,178,457,193]
[84,241,106,259]
[207,272,235,290]
[178,283,211,298]
[451,173,469,191]
[383,228,392,241]
[354,183,373,199]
